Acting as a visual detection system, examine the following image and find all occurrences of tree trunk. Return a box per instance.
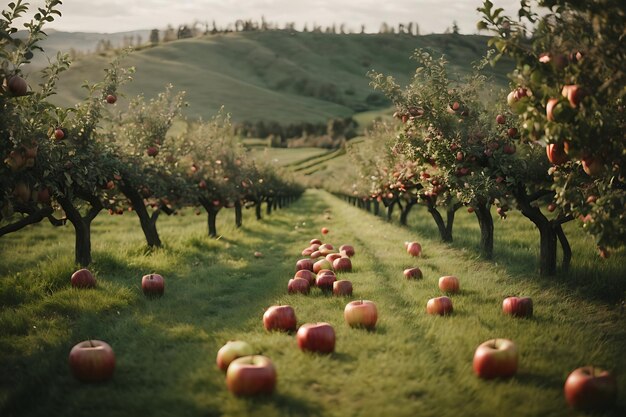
[386,201,395,222]
[373,200,380,216]
[426,200,453,242]
[474,201,494,259]
[207,206,220,238]
[235,200,243,228]
[365,200,371,213]
[445,204,459,241]
[255,202,262,220]
[58,195,101,267]
[266,198,272,215]
[399,200,415,226]
[555,223,571,272]
[119,183,161,247]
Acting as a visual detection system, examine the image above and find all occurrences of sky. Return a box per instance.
[17,0,523,34]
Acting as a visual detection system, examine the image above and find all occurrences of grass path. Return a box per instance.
[1,190,624,417]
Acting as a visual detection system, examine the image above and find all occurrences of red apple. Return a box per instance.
[503,144,516,155]
[582,156,603,177]
[473,338,518,379]
[561,84,585,108]
[404,267,423,280]
[316,273,337,292]
[332,257,352,273]
[71,269,96,289]
[313,259,332,274]
[547,203,557,212]
[216,340,254,372]
[295,258,314,272]
[226,355,276,396]
[333,280,353,296]
[426,296,453,315]
[339,245,355,257]
[288,278,310,295]
[263,305,297,332]
[321,227,329,235]
[326,253,342,263]
[502,296,533,318]
[301,248,314,256]
[546,143,569,165]
[7,75,28,96]
[564,366,617,410]
[310,239,322,245]
[294,269,315,285]
[297,323,335,354]
[318,244,334,255]
[344,300,378,329]
[406,241,422,257]
[316,269,336,278]
[438,276,459,293]
[141,273,164,297]
[146,146,159,157]
[68,340,115,382]
[546,98,559,121]
[496,114,506,124]
[54,128,65,140]
[105,94,117,104]
[507,128,518,138]
[310,250,322,259]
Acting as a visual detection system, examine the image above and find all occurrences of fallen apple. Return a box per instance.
[473,338,518,379]
[297,323,335,354]
[333,280,353,296]
[216,340,255,372]
[332,257,352,273]
[71,268,96,289]
[263,305,297,332]
[294,269,316,285]
[404,267,423,280]
[296,258,314,272]
[313,259,332,274]
[344,300,378,329]
[288,278,310,295]
[426,296,453,315]
[406,242,422,257]
[141,273,164,297]
[226,355,276,396]
[316,274,337,292]
[68,340,115,382]
[502,296,533,318]
[564,366,617,410]
[438,276,459,293]
[339,245,355,257]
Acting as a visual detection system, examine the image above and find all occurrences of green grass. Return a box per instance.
[1,190,624,416]
[39,32,511,125]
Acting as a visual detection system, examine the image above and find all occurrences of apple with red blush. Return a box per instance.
[263,305,297,332]
[297,323,335,354]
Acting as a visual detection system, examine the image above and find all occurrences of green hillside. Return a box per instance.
[38,31,512,125]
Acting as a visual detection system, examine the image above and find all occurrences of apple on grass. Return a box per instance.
[502,296,533,318]
[332,257,352,273]
[226,355,276,396]
[316,274,337,292]
[288,278,310,295]
[339,245,355,257]
[313,259,332,274]
[71,268,96,289]
[473,338,518,379]
[310,238,322,246]
[263,305,297,332]
[296,258,314,272]
[216,340,255,372]
[405,241,422,257]
[141,273,164,297]
[318,244,334,256]
[297,323,335,354]
[333,280,353,296]
[321,227,329,235]
[326,253,342,263]
[69,340,115,382]
[564,366,617,410]
[404,267,423,280]
[344,300,378,329]
[295,269,316,285]
[438,276,459,293]
[426,296,453,315]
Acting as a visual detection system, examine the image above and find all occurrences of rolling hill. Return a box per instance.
[27,30,512,125]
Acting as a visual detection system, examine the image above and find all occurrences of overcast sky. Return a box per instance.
[18,0,523,34]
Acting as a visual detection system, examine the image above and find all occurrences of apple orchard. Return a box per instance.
[0,1,624,416]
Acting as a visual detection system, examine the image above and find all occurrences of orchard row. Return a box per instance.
[0,2,303,266]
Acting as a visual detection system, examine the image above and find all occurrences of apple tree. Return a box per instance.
[478,0,625,256]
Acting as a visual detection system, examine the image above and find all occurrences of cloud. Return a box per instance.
[17,0,523,34]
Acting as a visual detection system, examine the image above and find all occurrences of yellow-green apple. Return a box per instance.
[502,296,533,318]
[321,227,329,235]
[288,278,310,295]
[68,340,115,382]
[426,296,453,315]
[216,340,254,372]
[332,280,353,296]
[71,269,96,289]
[564,366,617,410]
[473,338,518,379]
[404,267,423,280]
[296,259,314,272]
[344,300,378,329]
[295,269,316,285]
[339,245,355,257]
[226,355,276,396]
[332,257,352,273]
[406,241,422,257]
[297,323,335,354]
[438,276,459,293]
[316,273,337,292]
[263,305,297,332]
[546,143,569,165]
[141,273,164,297]
[313,259,332,274]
